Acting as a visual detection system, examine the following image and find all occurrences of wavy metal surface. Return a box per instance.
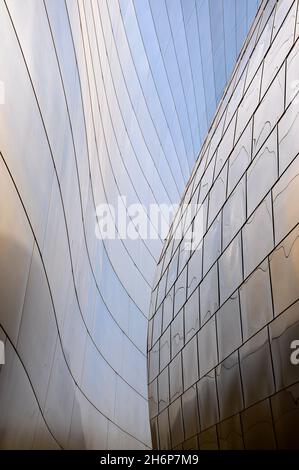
[0,0,258,449]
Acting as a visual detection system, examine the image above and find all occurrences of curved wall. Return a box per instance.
[148,0,299,450]
[0,0,258,449]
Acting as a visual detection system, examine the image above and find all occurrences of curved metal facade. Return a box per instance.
[148,0,299,450]
[0,0,258,449]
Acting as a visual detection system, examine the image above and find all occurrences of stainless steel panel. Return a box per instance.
[182,385,200,440]
[241,400,276,449]
[171,308,184,358]
[242,194,274,277]
[184,288,200,343]
[198,316,218,377]
[239,328,275,407]
[182,335,199,390]
[217,414,244,450]
[159,327,171,371]
[216,352,244,420]
[240,260,274,341]
[216,292,242,362]
[169,398,184,448]
[169,353,183,402]
[219,234,243,305]
[270,224,299,315]
[198,426,218,450]
[248,128,278,216]
[197,370,219,430]
[271,383,299,449]
[200,263,219,326]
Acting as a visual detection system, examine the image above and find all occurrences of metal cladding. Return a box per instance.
[0,0,259,449]
[148,0,299,450]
